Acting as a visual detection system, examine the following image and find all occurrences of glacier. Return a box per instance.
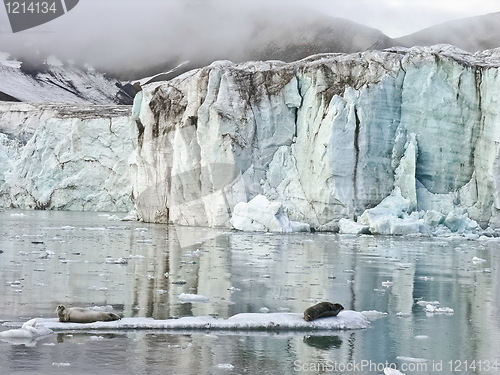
[0,103,135,211]
[2,45,500,233]
[129,45,500,233]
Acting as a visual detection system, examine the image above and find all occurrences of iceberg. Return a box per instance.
[230,194,310,232]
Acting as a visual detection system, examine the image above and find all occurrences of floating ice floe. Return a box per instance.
[0,318,53,345]
[416,300,439,307]
[384,367,405,375]
[471,256,487,265]
[424,304,454,315]
[396,356,428,363]
[230,195,310,233]
[414,335,430,340]
[178,293,210,303]
[338,188,485,236]
[216,363,235,370]
[105,257,129,265]
[3,311,369,333]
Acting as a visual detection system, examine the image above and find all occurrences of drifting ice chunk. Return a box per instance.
[338,218,370,234]
[424,304,454,314]
[357,188,422,235]
[12,310,369,332]
[216,363,235,370]
[0,318,53,345]
[230,195,310,233]
[384,368,405,375]
[472,256,487,265]
[178,293,210,303]
[443,209,480,233]
[360,188,411,224]
[422,210,445,227]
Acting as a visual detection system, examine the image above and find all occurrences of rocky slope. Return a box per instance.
[0,54,134,104]
[130,45,500,232]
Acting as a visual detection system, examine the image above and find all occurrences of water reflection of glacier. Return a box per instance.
[0,210,499,374]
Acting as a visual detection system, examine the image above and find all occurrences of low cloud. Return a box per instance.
[0,0,498,78]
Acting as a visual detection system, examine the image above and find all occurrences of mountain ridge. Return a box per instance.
[395,12,500,52]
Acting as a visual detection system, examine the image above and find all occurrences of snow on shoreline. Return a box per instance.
[1,311,369,336]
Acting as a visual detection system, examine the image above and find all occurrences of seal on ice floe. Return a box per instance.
[303,302,344,321]
[56,305,121,323]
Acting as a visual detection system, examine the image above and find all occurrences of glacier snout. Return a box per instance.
[130,46,500,232]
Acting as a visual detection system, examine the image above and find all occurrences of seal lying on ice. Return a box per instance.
[56,305,121,323]
[303,302,344,321]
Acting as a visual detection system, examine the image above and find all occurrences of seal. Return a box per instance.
[56,305,121,323]
[303,302,344,321]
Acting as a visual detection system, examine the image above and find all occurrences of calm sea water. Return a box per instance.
[0,210,499,374]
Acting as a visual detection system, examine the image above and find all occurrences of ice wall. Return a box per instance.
[130,45,500,232]
[0,103,135,211]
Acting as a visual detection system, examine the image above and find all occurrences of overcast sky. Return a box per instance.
[1,0,498,36]
[313,0,500,36]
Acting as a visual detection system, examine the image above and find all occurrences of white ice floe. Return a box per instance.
[230,195,310,233]
[4,311,369,333]
[416,300,439,307]
[396,312,411,317]
[105,257,129,265]
[0,318,53,345]
[414,335,430,340]
[216,363,235,370]
[424,304,454,315]
[178,293,210,303]
[472,256,487,265]
[418,276,435,281]
[384,367,406,375]
[396,356,428,363]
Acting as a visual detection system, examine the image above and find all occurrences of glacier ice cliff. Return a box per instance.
[129,45,500,233]
[0,103,134,211]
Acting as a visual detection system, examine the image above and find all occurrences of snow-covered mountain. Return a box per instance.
[396,12,500,52]
[109,13,395,82]
[0,53,135,104]
[129,45,500,233]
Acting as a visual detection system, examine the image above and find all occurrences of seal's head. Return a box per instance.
[56,305,67,321]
